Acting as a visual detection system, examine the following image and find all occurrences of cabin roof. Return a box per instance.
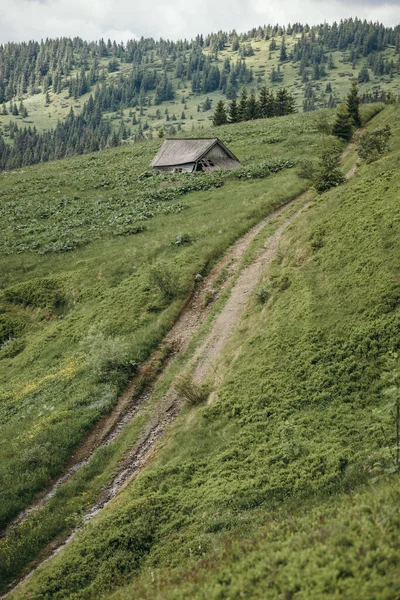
[151,138,239,168]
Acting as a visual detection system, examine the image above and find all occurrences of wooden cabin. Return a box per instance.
[151,138,241,173]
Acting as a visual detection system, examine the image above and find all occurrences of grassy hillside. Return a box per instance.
[0,107,356,591]
[2,103,399,598]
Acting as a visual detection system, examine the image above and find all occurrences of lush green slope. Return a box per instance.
[5,105,399,599]
[0,107,336,571]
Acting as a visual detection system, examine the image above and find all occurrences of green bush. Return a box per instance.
[255,284,271,304]
[148,263,181,300]
[357,125,391,163]
[1,277,66,310]
[80,328,137,384]
[175,374,211,405]
[0,313,25,344]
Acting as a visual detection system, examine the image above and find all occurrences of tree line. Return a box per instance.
[0,102,118,172]
[213,86,296,126]
[1,19,399,104]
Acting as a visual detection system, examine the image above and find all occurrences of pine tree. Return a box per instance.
[332,103,353,141]
[247,90,259,120]
[327,94,336,109]
[358,65,370,83]
[258,85,269,118]
[229,98,239,123]
[238,88,248,121]
[203,97,212,111]
[280,38,288,61]
[346,81,361,127]
[276,88,296,116]
[212,99,228,126]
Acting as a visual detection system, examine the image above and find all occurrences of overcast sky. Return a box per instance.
[0,0,399,44]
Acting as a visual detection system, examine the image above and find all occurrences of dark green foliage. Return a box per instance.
[212,100,228,126]
[358,65,370,83]
[238,87,248,121]
[314,143,345,193]
[332,103,353,141]
[346,81,362,127]
[247,90,259,120]
[148,263,181,300]
[298,136,345,193]
[1,277,66,309]
[228,98,239,123]
[279,38,288,62]
[254,284,270,304]
[0,314,25,344]
[233,159,296,180]
[357,125,391,162]
[215,86,295,125]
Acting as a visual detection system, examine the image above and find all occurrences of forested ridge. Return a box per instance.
[0,18,400,170]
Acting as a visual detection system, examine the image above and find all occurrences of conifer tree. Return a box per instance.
[327,94,336,109]
[358,66,370,83]
[332,103,353,141]
[280,38,288,61]
[229,98,239,123]
[346,81,361,127]
[212,99,228,126]
[258,85,270,118]
[276,88,296,116]
[238,87,248,121]
[247,90,259,120]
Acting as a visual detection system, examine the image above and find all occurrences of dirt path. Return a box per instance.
[192,203,310,383]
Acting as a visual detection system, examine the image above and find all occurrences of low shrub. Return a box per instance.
[175,374,211,405]
[1,277,66,310]
[255,285,271,304]
[149,263,181,300]
[80,328,138,384]
[357,125,391,163]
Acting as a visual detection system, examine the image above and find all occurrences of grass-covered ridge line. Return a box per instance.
[6,104,400,599]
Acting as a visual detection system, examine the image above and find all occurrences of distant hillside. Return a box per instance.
[0,18,400,169]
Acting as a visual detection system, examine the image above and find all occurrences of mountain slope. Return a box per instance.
[4,104,400,599]
[1,19,400,170]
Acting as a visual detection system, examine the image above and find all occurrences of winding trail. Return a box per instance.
[2,142,361,598]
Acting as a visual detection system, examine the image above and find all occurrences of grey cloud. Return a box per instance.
[0,0,399,44]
